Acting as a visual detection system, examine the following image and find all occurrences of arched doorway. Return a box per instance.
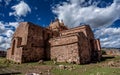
[11,40,15,55]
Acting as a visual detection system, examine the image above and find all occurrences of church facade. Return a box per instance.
[6,19,101,64]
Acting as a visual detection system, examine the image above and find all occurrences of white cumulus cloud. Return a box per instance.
[52,0,120,28]
[0,22,5,33]
[0,21,19,50]
[9,1,31,17]
[95,27,120,48]
[9,22,19,28]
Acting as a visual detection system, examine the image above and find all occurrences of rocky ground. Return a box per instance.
[0,55,120,75]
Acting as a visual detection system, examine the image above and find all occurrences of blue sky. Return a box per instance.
[0,0,120,50]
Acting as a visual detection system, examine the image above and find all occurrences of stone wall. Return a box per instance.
[21,22,45,62]
[6,22,29,63]
[50,32,91,64]
[21,22,53,62]
[60,25,94,39]
[50,34,78,46]
[50,34,80,64]
[48,19,68,37]
[43,28,52,60]
[78,32,91,64]
[6,48,11,59]
[90,39,102,61]
[22,48,44,62]
[7,22,49,63]
[13,22,29,45]
[0,51,6,57]
[59,26,95,63]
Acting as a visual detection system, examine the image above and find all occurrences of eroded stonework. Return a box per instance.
[7,19,101,64]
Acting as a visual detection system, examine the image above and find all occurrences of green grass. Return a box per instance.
[0,56,120,75]
[51,56,120,75]
[51,64,120,75]
[81,66,120,75]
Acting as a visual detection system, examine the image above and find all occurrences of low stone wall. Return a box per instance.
[0,51,6,57]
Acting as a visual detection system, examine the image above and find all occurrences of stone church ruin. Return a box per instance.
[6,19,101,64]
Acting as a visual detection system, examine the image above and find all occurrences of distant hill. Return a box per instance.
[102,48,120,56]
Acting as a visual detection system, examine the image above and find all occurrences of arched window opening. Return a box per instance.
[11,40,15,55]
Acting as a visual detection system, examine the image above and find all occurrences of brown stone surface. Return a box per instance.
[60,25,94,39]
[49,34,80,64]
[50,32,91,64]
[7,19,101,64]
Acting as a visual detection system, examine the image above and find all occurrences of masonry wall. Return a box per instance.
[50,32,92,64]
[61,25,101,62]
[12,38,23,63]
[7,22,29,63]
[50,34,80,64]
[77,32,91,64]
[21,22,45,62]
[60,26,94,63]
[6,38,23,63]
[13,22,29,45]
[43,29,52,60]
[60,25,94,51]
[60,25,94,39]
[95,39,102,61]
[96,39,101,51]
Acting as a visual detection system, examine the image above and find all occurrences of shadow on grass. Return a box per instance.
[0,72,21,75]
[101,55,115,62]
[91,55,115,63]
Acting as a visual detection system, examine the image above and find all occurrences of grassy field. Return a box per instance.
[0,55,120,75]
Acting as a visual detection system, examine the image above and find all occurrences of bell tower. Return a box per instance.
[49,18,68,32]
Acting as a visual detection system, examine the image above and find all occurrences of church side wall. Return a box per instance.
[6,22,29,63]
[50,35,80,64]
[60,28,87,37]
[78,32,91,64]
[13,22,29,45]
[22,23,45,62]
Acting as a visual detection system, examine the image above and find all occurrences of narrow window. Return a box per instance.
[11,40,15,55]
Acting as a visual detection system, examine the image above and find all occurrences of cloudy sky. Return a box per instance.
[0,0,120,50]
